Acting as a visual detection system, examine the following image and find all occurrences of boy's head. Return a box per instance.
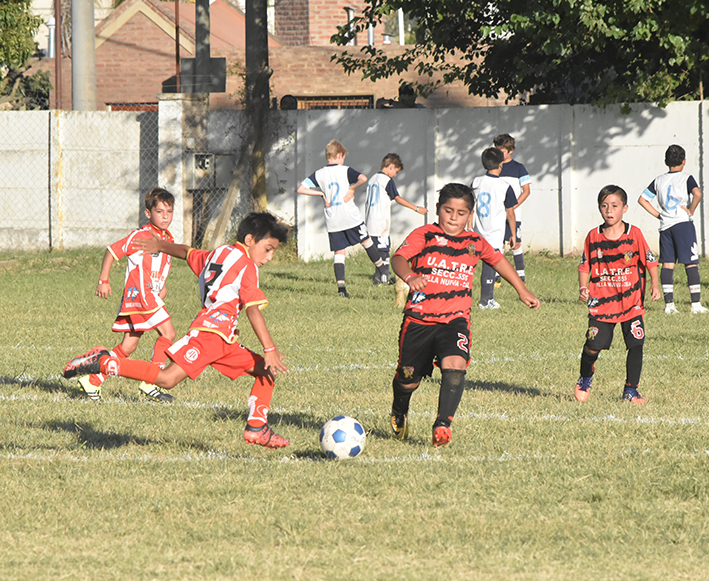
[144,187,175,231]
[326,140,348,163]
[381,153,403,177]
[437,183,475,236]
[493,133,515,152]
[665,144,686,168]
[597,184,628,207]
[597,185,629,228]
[481,147,505,172]
[236,212,290,267]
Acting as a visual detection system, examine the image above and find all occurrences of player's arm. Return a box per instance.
[637,195,660,219]
[96,248,115,299]
[578,271,590,303]
[245,304,289,377]
[493,257,540,310]
[158,284,167,300]
[395,196,427,214]
[687,187,702,216]
[505,207,518,248]
[391,254,427,291]
[647,263,661,301]
[513,183,531,209]
[132,233,190,260]
[343,173,368,204]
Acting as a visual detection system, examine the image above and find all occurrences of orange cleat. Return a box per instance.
[244,424,290,449]
[63,346,109,379]
[622,388,646,404]
[432,424,452,448]
[574,376,593,402]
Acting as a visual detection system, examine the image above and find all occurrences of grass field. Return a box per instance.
[1,247,709,580]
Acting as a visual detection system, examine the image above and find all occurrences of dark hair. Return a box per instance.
[665,144,686,168]
[145,187,175,210]
[597,185,628,206]
[236,212,289,244]
[493,133,515,151]
[381,153,403,170]
[481,147,505,171]
[438,183,475,211]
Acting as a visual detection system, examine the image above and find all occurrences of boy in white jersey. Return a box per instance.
[365,153,428,284]
[471,147,517,309]
[493,133,532,284]
[638,144,708,314]
[76,187,177,403]
[298,140,387,297]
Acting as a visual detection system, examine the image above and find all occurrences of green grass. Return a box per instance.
[1,248,709,580]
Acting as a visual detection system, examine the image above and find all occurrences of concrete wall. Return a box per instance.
[1,101,708,257]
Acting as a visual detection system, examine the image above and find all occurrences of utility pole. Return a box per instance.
[72,0,97,110]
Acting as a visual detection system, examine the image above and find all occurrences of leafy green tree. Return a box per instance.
[331,0,709,106]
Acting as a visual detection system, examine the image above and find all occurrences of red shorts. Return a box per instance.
[167,330,262,380]
[112,307,170,333]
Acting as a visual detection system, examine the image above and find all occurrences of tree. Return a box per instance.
[331,0,709,106]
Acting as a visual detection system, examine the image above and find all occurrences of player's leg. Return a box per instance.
[371,236,391,284]
[391,317,435,440]
[432,318,470,447]
[479,261,499,309]
[686,264,707,313]
[333,251,348,297]
[659,227,678,313]
[75,331,138,401]
[621,316,646,403]
[361,236,385,278]
[575,317,612,402]
[511,221,525,282]
[137,320,178,402]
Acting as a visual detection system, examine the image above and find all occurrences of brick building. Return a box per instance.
[33,0,505,110]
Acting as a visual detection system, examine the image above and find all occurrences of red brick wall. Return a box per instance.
[307,0,369,47]
[273,0,310,47]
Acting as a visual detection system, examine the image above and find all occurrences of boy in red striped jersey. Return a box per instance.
[390,183,540,447]
[76,187,177,402]
[576,185,661,404]
[64,213,291,449]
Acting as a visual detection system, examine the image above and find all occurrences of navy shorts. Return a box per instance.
[371,235,391,254]
[395,316,470,383]
[328,223,369,252]
[659,221,699,265]
[504,220,522,245]
[584,314,645,351]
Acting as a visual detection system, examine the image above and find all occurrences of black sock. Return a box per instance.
[625,345,643,389]
[392,377,416,417]
[480,261,496,304]
[661,267,674,304]
[580,346,599,378]
[334,261,345,288]
[687,265,701,304]
[513,250,525,279]
[365,244,384,274]
[435,369,466,427]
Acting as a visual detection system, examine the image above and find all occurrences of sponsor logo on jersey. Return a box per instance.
[185,347,200,363]
[588,297,599,308]
[126,286,139,300]
[596,248,603,260]
[434,235,448,246]
[208,309,230,324]
[411,291,426,304]
[587,326,599,340]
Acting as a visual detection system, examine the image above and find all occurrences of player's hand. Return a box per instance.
[579,287,590,303]
[132,231,161,254]
[680,205,693,216]
[322,194,331,208]
[264,350,289,378]
[417,206,428,215]
[509,236,519,250]
[519,289,540,310]
[96,282,112,299]
[406,274,428,291]
[343,188,355,204]
[650,285,661,301]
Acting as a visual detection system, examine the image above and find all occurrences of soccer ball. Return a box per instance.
[319,415,366,459]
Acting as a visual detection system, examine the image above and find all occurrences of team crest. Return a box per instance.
[185,347,200,363]
[401,366,415,380]
[586,326,599,340]
[624,251,633,263]
[468,243,476,255]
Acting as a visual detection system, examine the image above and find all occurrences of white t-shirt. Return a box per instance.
[641,171,699,231]
[472,173,517,249]
[302,164,364,232]
[365,172,400,237]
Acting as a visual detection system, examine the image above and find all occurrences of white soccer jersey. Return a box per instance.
[302,164,365,232]
[642,171,699,231]
[472,173,517,249]
[365,172,400,237]
[499,158,530,220]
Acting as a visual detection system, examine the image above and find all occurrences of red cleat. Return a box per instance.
[63,346,110,379]
[244,424,290,449]
[432,424,452,448]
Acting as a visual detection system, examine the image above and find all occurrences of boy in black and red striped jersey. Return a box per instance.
[64,213,291,449]
[77,187,178,403]
[576,185,661,404]
[390,183,540,448]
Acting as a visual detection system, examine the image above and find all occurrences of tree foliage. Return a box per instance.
[331,0,709,106]
[0,0,43,70]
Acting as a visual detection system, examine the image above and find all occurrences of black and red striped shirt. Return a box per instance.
[394,223,503,324]
[579,222,658,322]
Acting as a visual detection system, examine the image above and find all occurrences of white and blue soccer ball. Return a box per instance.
[319,415,366,459]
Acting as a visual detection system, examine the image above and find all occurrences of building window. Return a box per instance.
[106,103,159,112]
[281,95,374,110]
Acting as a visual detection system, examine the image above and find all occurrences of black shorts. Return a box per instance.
[395,316,470,383]
[504,220,522,245]
[583,314,645,351]
[328,223,370,252]
[659,221,698,265]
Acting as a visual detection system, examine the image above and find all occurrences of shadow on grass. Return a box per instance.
[0,375,69,395]
[45,421,158,449]
[465,379,553,398]
[211,407,326,431]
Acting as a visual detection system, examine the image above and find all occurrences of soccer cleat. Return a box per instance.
[574,376,593,402]
[665,302,679,314]
[380,274,389,285]
[138,381,175,403]
[372,274,381,285]
[63,346,110,379]
[390,413,409,440]
[432,424,452,448]
[622,388,646,404]
[478,298,501,310]
[77,375,102,402]
[244,424,290,448]
[691,303,709,314]
[338,287,350,298]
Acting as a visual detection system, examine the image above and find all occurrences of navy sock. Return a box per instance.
[661,267,674,304]
[480,261,496,304]
[687,265,701,304]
